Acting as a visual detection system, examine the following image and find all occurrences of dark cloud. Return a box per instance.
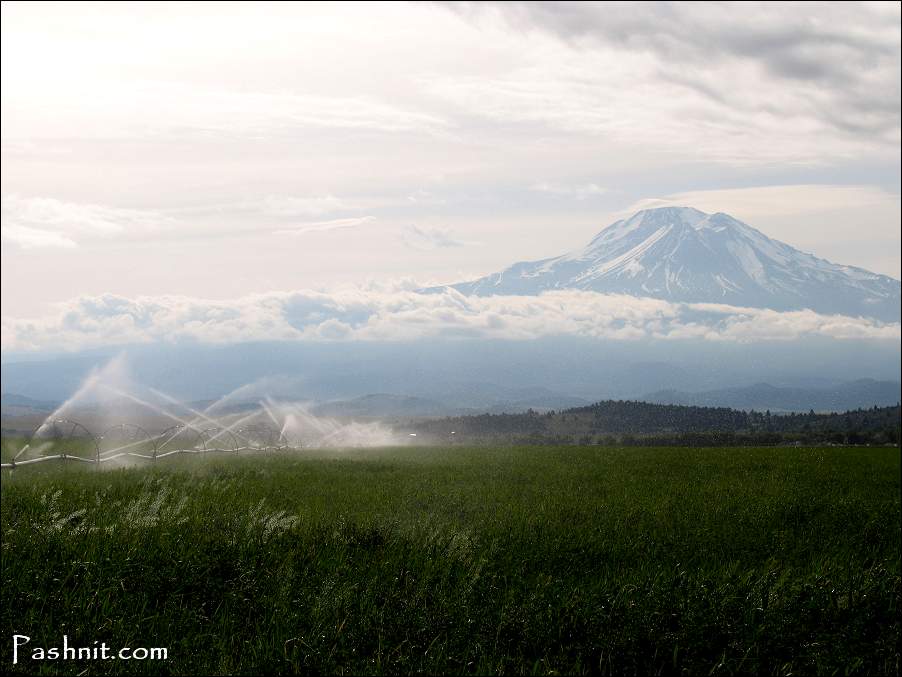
[449,1,900,142]
[457,2,893,82]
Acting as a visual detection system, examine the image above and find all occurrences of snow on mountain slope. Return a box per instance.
[437,207,901,321]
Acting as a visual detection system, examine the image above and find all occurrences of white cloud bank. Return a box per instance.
[2,288,898,354]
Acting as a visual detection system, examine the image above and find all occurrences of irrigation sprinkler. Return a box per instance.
[2,416,280,468]
[98,424,156,462]
[0,385,395,470]
[21,418,100,466]
[156,425,206,460]
[98,384,209,438]
[201,427,240,453]
[234,423,286,452]
[260,399,282,429]
[149,387,254,442]
[203,409,264,448]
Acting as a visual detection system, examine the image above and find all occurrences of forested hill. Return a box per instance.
[409,401,901,446]
[564,401,900,434]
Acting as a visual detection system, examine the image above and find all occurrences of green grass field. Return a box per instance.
[2,446,899,675]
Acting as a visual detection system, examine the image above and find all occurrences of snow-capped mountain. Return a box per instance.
[439,207,901,321]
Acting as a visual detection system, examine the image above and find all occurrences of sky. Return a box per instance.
[1,1,900,352]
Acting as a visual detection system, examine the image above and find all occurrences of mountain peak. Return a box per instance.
[632,205,707,221]
[586,206,703,248]
[435,206,900,321]
[618,205,707,229]
[626,206,746,232]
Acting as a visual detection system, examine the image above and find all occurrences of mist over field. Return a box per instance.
[2,335,900,408]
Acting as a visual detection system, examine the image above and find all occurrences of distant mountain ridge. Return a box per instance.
[312,394,454,419]
[0,392,59,417]
[643,378,901,413]
[432,207,900,321]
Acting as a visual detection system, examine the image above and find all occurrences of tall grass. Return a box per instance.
[2,446,899,675]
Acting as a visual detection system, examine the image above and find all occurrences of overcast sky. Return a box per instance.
[2,1,900,333]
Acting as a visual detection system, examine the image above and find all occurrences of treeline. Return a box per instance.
[410,401,901,446]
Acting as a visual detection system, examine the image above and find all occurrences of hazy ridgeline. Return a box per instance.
[2,446,899,675]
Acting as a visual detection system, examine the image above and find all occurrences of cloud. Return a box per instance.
[531,182,607,199]
[259,195,352,217]
[617,184,901,219]
[457,1,901,140]
[139,86,450,139]
[402,225,472,250]
[273,216,376,236]
[2,288,897,353]
[470,2,898,81]
[434,2,900,163]
[1,224,77,250]
[1,194,376,247]
[1,195,172,249]
[162,195,362,219]
[3,80,451,141]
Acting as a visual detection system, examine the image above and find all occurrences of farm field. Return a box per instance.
[2,445,900,675]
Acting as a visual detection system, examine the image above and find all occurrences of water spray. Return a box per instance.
[2,358,405,470]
